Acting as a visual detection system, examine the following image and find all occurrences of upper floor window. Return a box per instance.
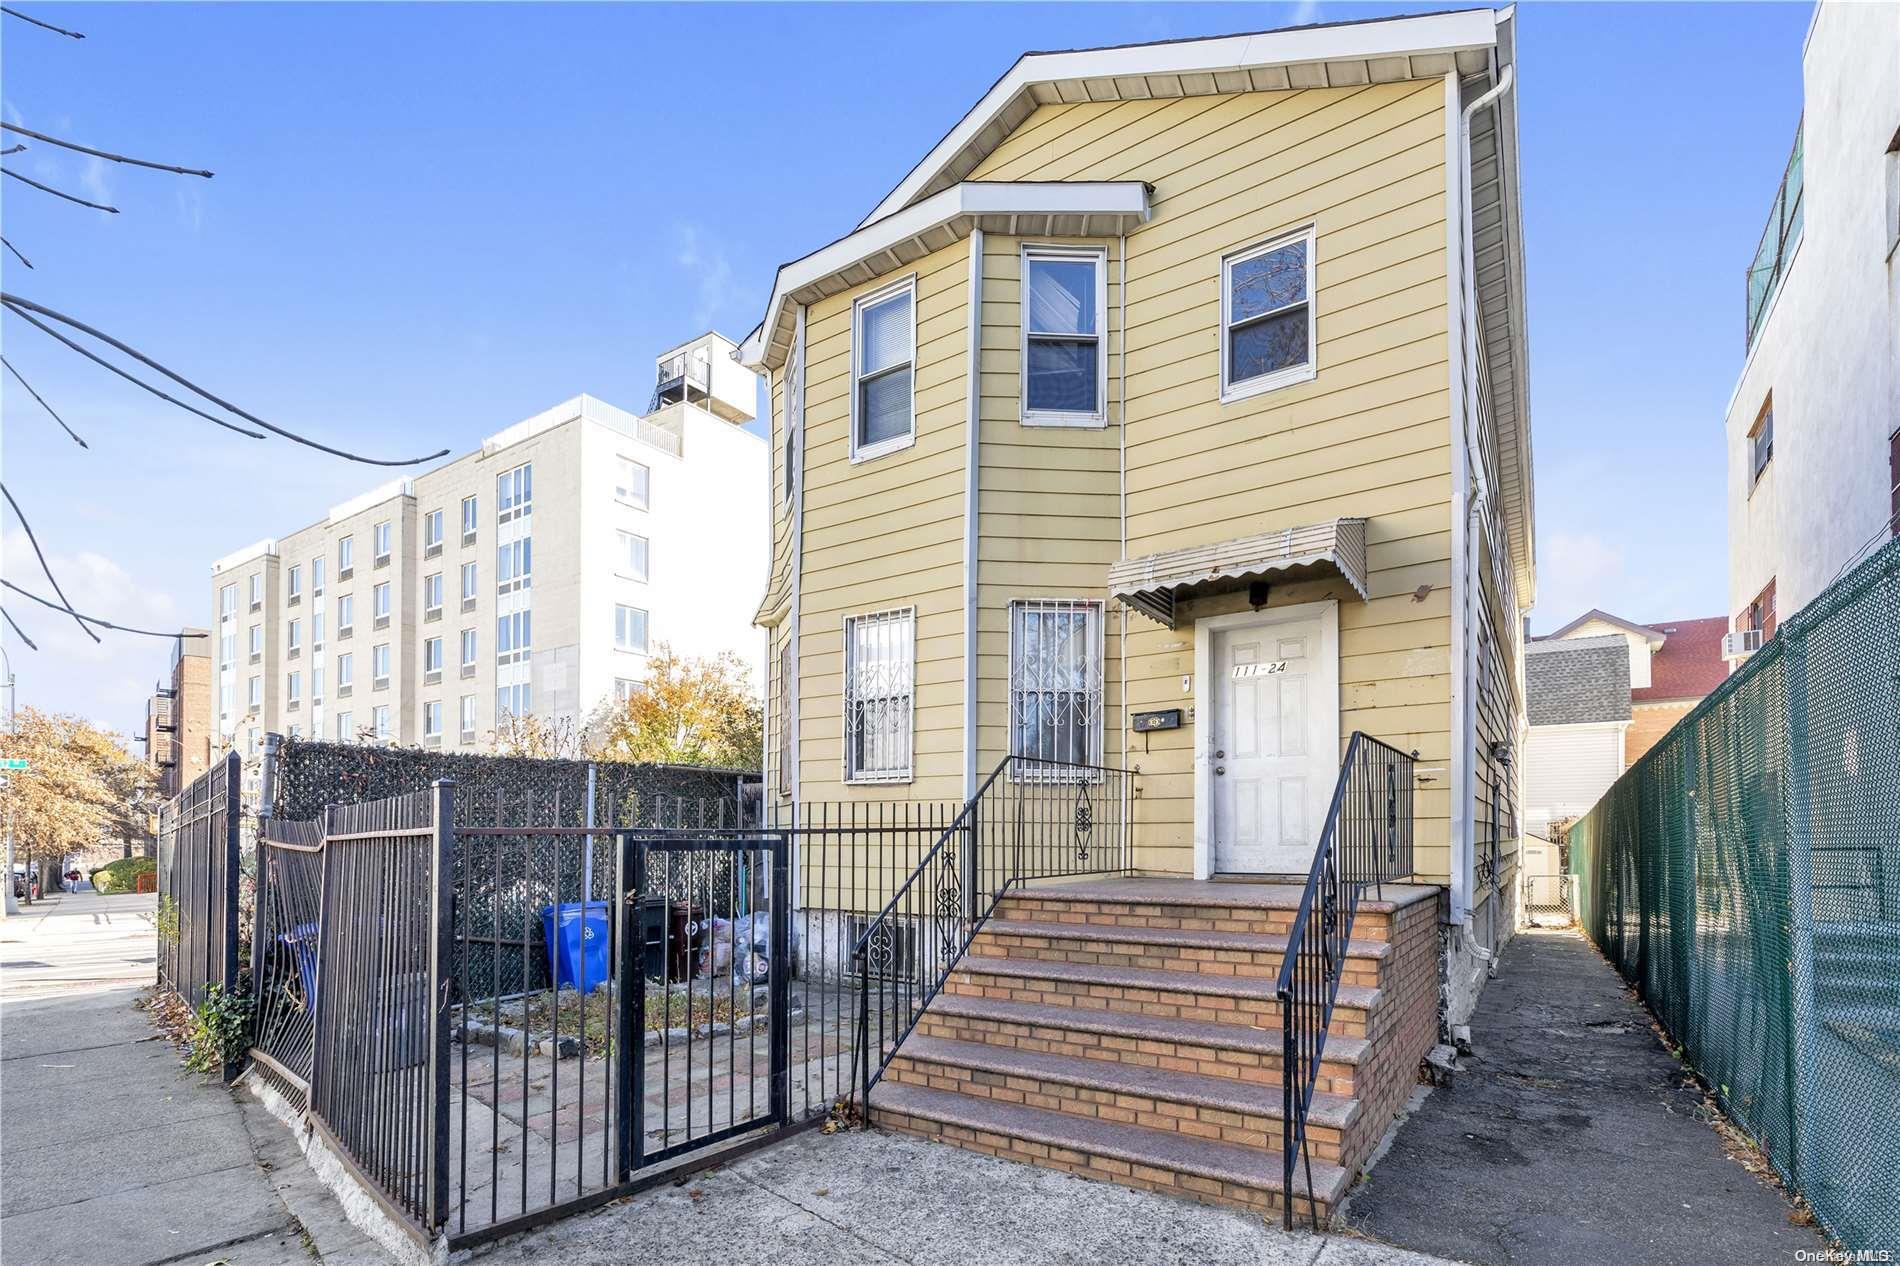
[614,604,649,654]
[371,642,391,687]
[497,538,532,592]
[782,333,803,505]
[372,705,391,741]
[336,593,354,634]
[497,610,531,661]
[424,572,444,615]
[1008,599,1104,771]
[287,619,301,653]
[459,695,477,740]
[498,463,532,523]
[617,531,649,583]
[286,670,301,705]
[338,535,355,576]
[461,495,478,541]
[424,509,444,552]
[372,520,392,566]
[336,711,354,742]
[312,611,325,649]
[219,583,238,618]
[461,561,478,602]
[373,582,391,621]
[423,636,443,673]
[460,627,477,667]
[615,457,650,510]
[287,564,302,601]
[1022,247,1106,424]
[248,574,263,610]
[337,651,353,688]
[1221,227,1315,402]
[312,556,325,594]
[248,675,261,709]
[423,700,443,739]
[1750,394,1774,487]
[843,607,914,784]
[850,280,915,461]
[248,625,263,659]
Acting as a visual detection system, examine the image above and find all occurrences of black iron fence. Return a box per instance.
[157,750,242,1011]
[1276,733,1415,1230]
[846,756,1137,1111]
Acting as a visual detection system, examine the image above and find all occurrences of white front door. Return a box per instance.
[1209,609,1337,875]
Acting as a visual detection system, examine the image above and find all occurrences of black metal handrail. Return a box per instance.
[850,755,1135,1116]
[1275,732,1415,1229]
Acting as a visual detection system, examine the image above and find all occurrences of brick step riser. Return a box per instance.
[995,901,1395,944]
[882,1054,1345,1162]
[873,1106,1331,1221]
[943,973,1374,1041]
[970,932,1386,990]
[913,1011,1363,1098]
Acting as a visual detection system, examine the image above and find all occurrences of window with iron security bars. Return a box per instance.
[843,607,913,784]
[1009,599,1104,777]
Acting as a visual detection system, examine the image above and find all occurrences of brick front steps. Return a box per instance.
[869,878,1444,1224]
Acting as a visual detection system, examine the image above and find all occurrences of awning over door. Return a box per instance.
[1108,518,1369,628]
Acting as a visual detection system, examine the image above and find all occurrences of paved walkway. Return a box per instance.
[1343,926,1824,1265]
[0,890,388,1266]
[471,1123,1463,1266]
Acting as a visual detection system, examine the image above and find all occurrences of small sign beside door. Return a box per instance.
[1230,661,1288,679]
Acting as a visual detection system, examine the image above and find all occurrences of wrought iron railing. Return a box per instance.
[1276,732,1415,1229]
[850,755,1135,1114]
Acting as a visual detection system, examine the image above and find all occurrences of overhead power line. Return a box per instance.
[1,579,204,640]
[1,356,86,447]
[1,483,100,643]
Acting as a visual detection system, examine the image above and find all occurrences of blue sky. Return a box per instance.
[1,1,1813,733]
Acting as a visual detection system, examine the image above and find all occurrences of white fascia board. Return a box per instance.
[325,478,414,524]
[858,7,1503,229]
[739,180,1149,369]
[211,538,278,574]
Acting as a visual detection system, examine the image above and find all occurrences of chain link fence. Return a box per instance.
[1569,535,1899,1253]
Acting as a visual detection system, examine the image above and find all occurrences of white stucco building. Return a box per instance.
[1724,1,1900,654]
[209,332,768,754]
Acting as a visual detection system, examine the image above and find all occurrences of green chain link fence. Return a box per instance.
[1569,534,1899,1252]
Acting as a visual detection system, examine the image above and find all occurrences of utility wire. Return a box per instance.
[0,294,450,467]
[0,124,212,179]
[0,483,99,643]
[0,237,31,269]
[1,580,203,640]
[0,6,83,38]
[0,609,37,652]
[0,145,23,157]
[3,301,264,439]
[1,167,118,214]
[1,356,85,447]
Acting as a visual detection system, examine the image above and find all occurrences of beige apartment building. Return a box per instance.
[210,334,767,756]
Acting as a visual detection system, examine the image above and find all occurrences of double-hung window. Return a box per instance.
[248,574,262,611]
[337,652,353,690]
[248,675,261,710]
[1022,247,1106,424]
[248,625,263,662]
[497,463,532,523]
[1750,394,1774,487]
[460,628,477,669]
[497,539,531,593]
[1221,227,1316,401]
[373,582,391,627]
[614,605,648,654]
[287,619,301,655]
[617,531,649,582]
[460,495,478,543]
[423,700,443,740]
[615,457,650,509]
[338,535,354,578]
[336,711,353,741]
[372,705,390,741]
[842,607,914,783]
[461,561,478,607]
[286,670,301,707]
[312,557,325,594]
[424,572,444,618]
[458,695,477,742]
[336,594,354,636]
[1008,600,1104,774]
[372,520,392,567]
[287,564,302,603]
[424,636,443,677]
[424,509,444,553]
[850,280,915,460]
[371,643,390,690]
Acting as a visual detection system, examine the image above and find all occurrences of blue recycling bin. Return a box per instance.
[541,902,610,991]
[280,921,321,1006]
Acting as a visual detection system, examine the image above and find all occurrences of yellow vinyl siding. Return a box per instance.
[794,238,971,803]
[971,79,1454,880]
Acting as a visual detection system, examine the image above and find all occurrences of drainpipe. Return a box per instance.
[1450,64,1514,966]
[962,230,984,802]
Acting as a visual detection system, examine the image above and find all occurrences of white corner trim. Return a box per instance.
[963,230,984,799]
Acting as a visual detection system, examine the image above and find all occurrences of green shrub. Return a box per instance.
[89,856,156,895]
[155,894,181,947]
[185,984,252,1077]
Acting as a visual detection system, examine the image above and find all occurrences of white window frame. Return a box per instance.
[336,711,353,741]
[423,700,443,739]
[372,705,390,741]
[371,643,390,689]
[1220,225,1318,404]
[461,561,477,602]
[460,495,478,541]
[336,593,354,634]
[424,571,444,615]
[616,531,650,583]
[337,651,353,689]
[312,556,326,594]
[338,535,354,576]
[287,619,301,652]
[373,582,391,619]
[841,606,915,785]
[848,276,917,464]
[615,456,650,510]
[1020,245,1108,427]
[372,520,392,565]
[460,628,477,667]
[424,508,444,550]
[1007,598,1106,779]
[613,604,649,654]
[287,564,302,600]
[497,462,532,523]
[459,694,477,741]
[423,636,443,673]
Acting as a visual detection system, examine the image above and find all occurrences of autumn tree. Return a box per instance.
[588,644,762,770]
[0,706,147,871]
[489,711,584,761]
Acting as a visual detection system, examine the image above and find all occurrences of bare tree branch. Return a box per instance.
[1,236,33,269]
[2,580,204,640]
[1,608,39,652]
[1,356,86,447]
[0,293,451,467]
[0,483,100,643]
[0,145,24,156]
[1,167,118,214]
[3,301,265,439]
[1,6,84,39]
[1,124,213,179]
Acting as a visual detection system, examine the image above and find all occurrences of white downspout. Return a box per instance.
[1118,233,1130,788]
[962,230,984,800]
[1450,64,1514,961]
[789,303,806,808]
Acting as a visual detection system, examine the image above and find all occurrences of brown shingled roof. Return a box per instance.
[1634,617,1729,703]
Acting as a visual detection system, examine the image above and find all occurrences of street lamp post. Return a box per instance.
[2,646,18,918]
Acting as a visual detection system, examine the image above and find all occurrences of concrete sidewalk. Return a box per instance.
[0,891,388,1266]
[1342,926,1823,1265]
[468,1123,1462,1266]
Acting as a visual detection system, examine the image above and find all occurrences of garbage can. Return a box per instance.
[541,901,611,991]
[280,921,321,1006]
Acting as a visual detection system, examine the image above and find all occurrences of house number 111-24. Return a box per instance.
[1231,661,1288,679]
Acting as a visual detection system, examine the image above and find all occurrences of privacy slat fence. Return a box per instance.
[1569,534,1900,1253]
[156,750,241,1013]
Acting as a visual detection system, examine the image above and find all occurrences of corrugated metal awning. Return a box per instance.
[1107,518,1369,628]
